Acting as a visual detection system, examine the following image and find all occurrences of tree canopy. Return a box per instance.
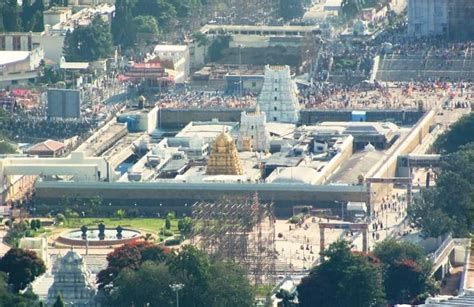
[0,271,40,306]
[98,243,254,307]
[408,143,474,237]
[279,0,304,20]
[1,0,44,32]
[0,141,17,154]
[373,239,437,305]
[297,240,386,307]
[434,112,474,154]
[112,0,202,47]
[63,16,113,62]
[0,248,46,292]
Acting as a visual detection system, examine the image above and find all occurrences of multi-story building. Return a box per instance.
[0,50,44,86]
[153,45,190,83]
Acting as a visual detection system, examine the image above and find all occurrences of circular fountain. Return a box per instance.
[57,228,142,246]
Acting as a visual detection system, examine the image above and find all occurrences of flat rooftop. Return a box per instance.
[0,51,30,65]
[328,150,385,184]
[175,122,238,140]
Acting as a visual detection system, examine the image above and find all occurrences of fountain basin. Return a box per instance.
[57,228,143,246]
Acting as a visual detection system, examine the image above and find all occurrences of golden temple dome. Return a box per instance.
[215,131,233,146]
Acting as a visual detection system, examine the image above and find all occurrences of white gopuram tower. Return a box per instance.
[237,106,270,152]
[257,65,300,123]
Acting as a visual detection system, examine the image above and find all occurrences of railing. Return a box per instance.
[429,234,454,265]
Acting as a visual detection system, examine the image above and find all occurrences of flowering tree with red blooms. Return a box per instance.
[373,239,437,305]
[97,242,172,292]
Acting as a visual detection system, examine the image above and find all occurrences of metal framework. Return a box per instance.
[191,194,275,284]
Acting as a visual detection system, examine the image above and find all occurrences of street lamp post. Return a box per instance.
[334,201,344,221]
[170,283,184,307]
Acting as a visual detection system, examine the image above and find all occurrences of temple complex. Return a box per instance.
[257,65,300,123]
[237,106,270,152]
[206,131,243,175]
[47,250,97,306]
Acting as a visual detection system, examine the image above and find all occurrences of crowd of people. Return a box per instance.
[155,91,256,109]
[0,114,97,143]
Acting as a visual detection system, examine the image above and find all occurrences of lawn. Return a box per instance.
[64,218,178,233]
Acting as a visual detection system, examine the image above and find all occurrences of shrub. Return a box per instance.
[289,215,301,224]
[56,213,66,224]
[159,229,173,237]
[165,218,171,230]
[164,238,181,246]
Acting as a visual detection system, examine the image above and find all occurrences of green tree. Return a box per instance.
[275,289,297,307]
[112,0,135,46]
[53,293,65,307]
[373,239,437,304]
[279,0,304,20]
[208,35,230,62]
[169,0,201,18]
[115,209,126,220]
[0,141,17,154]
[2,0,21,32]
[63,16,113,62]
[408,189,454,238]
[132,0,176,29]
[297,240,386,307]
[207,261,254,307]
[192,31,209,47]
[133,15,159,34]
[340,0,361,20]
[0,248,46,292]
[169,246,211,307]
[109,261,175,307]
[409,143,474,237]
[434,112,474,154]
[178,217,193,237]
[97,242,171,292]
[0,272,39,306]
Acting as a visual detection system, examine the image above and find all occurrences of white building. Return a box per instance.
[407,0,448,37]
[153,44,190,83]
[237,107,270,152]
[0,50,44,87]
[257,65,300,123]
[43,7,72,27]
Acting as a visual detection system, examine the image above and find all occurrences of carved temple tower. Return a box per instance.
[257,65,300,123]
[206,131,243,175]
[47,250,97,306]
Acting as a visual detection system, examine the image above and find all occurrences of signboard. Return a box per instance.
[47,89,81,119]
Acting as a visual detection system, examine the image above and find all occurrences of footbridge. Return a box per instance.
[397,154,442,177]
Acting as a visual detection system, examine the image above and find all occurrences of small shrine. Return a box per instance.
[47,250,97,306]
[206,131,243,175]
[237,106,270,152]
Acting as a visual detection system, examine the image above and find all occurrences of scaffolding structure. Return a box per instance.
[191,194,275,284]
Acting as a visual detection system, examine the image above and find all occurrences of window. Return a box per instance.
[12,36,21,51]
[251,125,254,130]
[0,37,5,50]
[273,117,277,121]
[275,87,278,91]
[251,135,254,139]
[274,106,277,111]
[274,97,277,101]
[252,82,256,87]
